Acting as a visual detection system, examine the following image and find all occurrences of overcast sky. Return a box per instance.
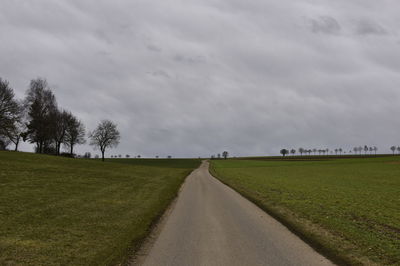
[1,0,400,157]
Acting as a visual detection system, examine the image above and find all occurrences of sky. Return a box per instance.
[1,0,400,158]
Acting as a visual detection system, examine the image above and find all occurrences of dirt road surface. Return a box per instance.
[138,161,333,266]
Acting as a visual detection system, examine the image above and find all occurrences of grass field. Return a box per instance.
[210,156,400,265]
[0,151,200,265]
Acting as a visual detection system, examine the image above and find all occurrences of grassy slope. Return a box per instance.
[0,152,200,265]
[210,157,400,265]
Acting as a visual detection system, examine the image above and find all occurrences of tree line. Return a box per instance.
[279,145,400,156]
[0,77,120,161]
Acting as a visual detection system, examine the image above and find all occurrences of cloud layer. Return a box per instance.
[1,0,400,157]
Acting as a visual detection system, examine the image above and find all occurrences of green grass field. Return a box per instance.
[210,157,400,265]
[0,151,200,265]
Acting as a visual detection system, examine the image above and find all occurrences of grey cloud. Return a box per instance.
[173,54,207,64]
[146,44,162,52]
[148,70,171,78]
[355,19,386,35]
[310,16,341,35]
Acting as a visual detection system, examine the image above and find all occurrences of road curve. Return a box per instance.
[139,161,333,266]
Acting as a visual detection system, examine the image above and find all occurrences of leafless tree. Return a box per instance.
[0,136,10,150]
[24,78,58,153]
[222,151,229,159]
[290,149,296,156]
[390,146,396,155]
[89,120,120,161]
[64,113,85,156]
[50,109,70,155]
[364,145,369,155]
[280,149,289,157]
[0,78,23,149]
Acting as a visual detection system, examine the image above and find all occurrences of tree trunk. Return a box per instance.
[70,144,74,156]
[38,141,43,153]
[102,151,105,162]
[14,139,19,152]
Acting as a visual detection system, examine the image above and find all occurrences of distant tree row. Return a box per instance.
[352,146,378,155]
[210,151,229,159]
[280,148,337,156]
[390,146,400,155]
[280,146,381,157]
[0,77,120,161]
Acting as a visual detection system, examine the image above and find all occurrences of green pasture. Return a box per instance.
[0,151,200,265]
[210,157,400,265]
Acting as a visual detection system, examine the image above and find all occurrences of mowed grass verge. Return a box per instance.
[0,151,200,265]
[210,157,400,265]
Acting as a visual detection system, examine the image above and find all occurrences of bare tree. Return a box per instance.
[6,118,26,151]
[390,146,396,155]
[0,135,10,150]
[222,151,229,159]
[50,109,70,155]
[299,148,304,156]
[339,148,343,155]
[24,78,58,153]
[290,149,296,156]
[397,146,400,155]
[373,146,378,155]
[364,145,369,155]
[0,78,23,148]
[64,113,85,156]
[89,120,120,161]
[280,149,289,157]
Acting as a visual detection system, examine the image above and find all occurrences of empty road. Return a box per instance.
[139,161,333,266]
